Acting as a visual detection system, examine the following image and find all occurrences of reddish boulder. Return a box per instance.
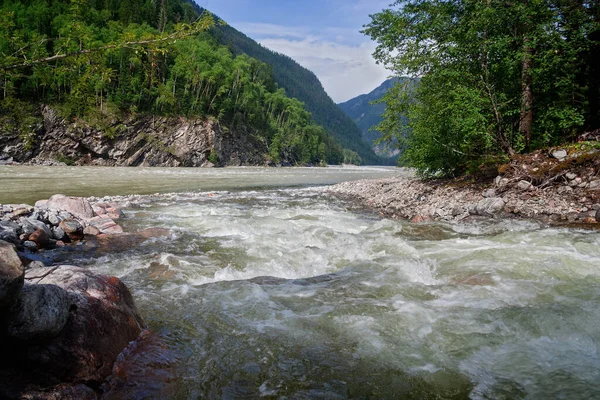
[87,216,123,234]
[17,265,145,385]
[58,219,84,241]
[29,228,50,248]
[42,195,95,220]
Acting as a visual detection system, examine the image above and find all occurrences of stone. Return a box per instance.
[566,172,577,180]
[87,216,123,234]
[588,180,600,190]
[0,221,20,244]
[557,186,573,194]
[482,188,497,198]
[6,284,70,341]
[27,261,46,269]
[451,206,464,217]
[517,180,533,191]
[13,208,31,217]
[0,240,25,313]
[42,195,95,220]
[59,219,84,241]
[34,199,48,208]
[596,209,600,222]
[52,226,67,241]
[29,229,50,248]
[19,265,144,384]
[48,213,61,226]
[475,197,505,216]
[551,149,568,160]
[411,215,431,223]
[92,202,124,220]
[583,217,597,224]
[23,241,38,251]
[83,225,101,236]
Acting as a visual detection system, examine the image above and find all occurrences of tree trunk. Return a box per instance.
[520,37,534,152]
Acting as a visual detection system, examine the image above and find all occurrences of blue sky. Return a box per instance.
[197,0,392,103]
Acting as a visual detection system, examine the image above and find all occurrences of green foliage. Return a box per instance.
[0,0,344,166]
[209,18,387,165]
[365,0,600,177]
[343,149,362,166]
[55,153,75,166]
[208,149,219,165]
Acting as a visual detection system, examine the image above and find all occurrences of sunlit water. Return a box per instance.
[2,166,600,398]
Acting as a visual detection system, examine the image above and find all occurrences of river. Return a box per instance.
[2,166,600,399]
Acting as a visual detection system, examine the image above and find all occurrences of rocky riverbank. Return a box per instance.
[1,106,267,167]
[330,148,600,226]
[0,194,151,399]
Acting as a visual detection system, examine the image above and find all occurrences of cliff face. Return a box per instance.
[0,107,267,167]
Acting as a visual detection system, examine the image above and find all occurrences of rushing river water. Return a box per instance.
[2,166,600,399]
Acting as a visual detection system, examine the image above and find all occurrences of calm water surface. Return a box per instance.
[2,166,599,399]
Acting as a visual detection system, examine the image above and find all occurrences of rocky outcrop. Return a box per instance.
[1,106,267,167]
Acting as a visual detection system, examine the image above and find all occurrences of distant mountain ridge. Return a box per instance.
[338,78,402,158]
[186,1,390,165]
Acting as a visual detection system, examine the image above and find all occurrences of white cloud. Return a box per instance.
[258,35,390,103]
[234,22,311,40]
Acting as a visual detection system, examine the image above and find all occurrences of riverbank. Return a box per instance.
[330,148,600,226]
[0,194,152,399]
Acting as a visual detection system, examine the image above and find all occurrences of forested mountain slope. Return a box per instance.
[182,0,388,165]
[0,0,345,166]
[339,78,401,157]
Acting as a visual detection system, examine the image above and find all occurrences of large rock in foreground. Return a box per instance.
[21,265,145,384]
[0,240,24,313]
[6,284,70,341]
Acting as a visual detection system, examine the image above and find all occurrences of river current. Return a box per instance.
[2,166,600,399]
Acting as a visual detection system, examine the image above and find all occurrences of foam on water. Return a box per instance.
[61,187,600,398]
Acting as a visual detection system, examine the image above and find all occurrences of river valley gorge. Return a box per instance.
[1,166,599,398]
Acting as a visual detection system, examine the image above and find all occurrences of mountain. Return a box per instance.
[184,1,389,165]
[338,78,403,158]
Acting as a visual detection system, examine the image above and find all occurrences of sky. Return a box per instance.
[196,0,393,103]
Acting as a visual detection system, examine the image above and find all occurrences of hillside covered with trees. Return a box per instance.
[205,13,389,165]
[338,78,405,159]
[365,0,600,177]
[0,0,346,166]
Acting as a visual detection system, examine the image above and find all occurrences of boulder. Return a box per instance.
[6,284,70,341]
[596,208,600,223]
[551,149,568,160]
[0,240,25,313]
[29,229,50,248]
[517,180,533,191]
[52,226,67,241]
[482,188,497,198]
[92,202,124,220]
[0,221,20,244]
[41,195,95,220]
[474,197,505,217]
[589,180,600,190]
[58,219,83,241]
[19,265,144,384]
[87,216,123,234]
